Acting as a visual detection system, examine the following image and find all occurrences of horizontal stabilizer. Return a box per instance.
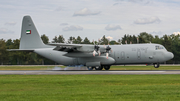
[7,49,34,52]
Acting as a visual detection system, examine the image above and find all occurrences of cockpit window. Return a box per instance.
[155,46,164,50]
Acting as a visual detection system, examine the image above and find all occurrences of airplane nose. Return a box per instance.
[166,52,174,60]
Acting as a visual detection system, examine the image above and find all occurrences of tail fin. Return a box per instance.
[20,16,50,49]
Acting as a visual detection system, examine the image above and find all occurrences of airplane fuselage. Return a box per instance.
[34,43,173,66]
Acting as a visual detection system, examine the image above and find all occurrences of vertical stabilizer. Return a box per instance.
[20,16,50,49]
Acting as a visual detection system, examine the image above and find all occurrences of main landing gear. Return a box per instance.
[87,65,111,70]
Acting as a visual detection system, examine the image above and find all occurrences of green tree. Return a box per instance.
[116,39,121,44]
[122,34,127,44]
[41,34,49,44]
[138,32,154,43]
[52,36,58,43]
[52,35,65,43]
[68,36,74,44]
[8,39,21,65]
[6,39,13,49]
[100,35,108,45]
[129,35,132,44]
[72,37,77,44]
[109,40,118,45]
[82,37,91,44]
[76,36,82,44]
[132,35,137,44]
[152,35,161,44]
[57,35,65,43]
[121,34,134,44]
[0,39,7,65]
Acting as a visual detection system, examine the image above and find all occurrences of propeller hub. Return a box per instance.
[106,46,111,53]
[93,42,101,56]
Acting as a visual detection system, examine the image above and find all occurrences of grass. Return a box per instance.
[0,75,180,101]
[0,65,180,70]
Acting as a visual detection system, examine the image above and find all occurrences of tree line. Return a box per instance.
[0,32,179,65]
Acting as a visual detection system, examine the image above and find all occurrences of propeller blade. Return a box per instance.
[93,40,95,45]
[93,50,96,56]
[93,39,101,56]
[98,50,101,56]
[106,53,109,59]
[98,39,100,45]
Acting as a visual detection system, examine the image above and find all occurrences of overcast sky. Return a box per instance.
[0,0,180,42]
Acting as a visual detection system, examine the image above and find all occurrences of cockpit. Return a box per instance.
[155,45,166,51]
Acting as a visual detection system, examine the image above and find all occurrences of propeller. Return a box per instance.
[104,40,112,59]
[93,40,101,56]
[105,44,111,59]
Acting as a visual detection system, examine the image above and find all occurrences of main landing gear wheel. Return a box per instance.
[87,66,94,70]
[95,66,103,70]
[104,65,110,70]
[153,63,160,68]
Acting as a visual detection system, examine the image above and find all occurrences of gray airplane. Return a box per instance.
[9,16,174,70]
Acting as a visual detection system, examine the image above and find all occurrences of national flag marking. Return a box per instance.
[26,30,31,34]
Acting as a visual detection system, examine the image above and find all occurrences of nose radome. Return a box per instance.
[171,52,174,59]
[167,52,174,59]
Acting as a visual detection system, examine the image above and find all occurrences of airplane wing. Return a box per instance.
[47,43,108,58]
[48,43,94,52]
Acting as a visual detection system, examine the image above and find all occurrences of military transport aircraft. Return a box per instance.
[8,16,174,70]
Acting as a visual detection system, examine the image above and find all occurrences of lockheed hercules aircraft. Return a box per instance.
[9,16,174,70]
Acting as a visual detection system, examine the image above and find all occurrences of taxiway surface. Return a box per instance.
[0,70,180,75]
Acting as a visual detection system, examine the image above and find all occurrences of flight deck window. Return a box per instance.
[155,46,164,50]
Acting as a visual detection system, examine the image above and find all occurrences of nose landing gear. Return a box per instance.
[153,63,160,68]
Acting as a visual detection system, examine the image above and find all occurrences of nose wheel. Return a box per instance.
[153,63,160,68]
